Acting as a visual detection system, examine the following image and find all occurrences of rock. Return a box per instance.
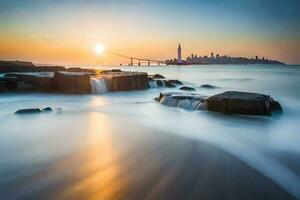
[200,84,218,89]
[99,71,149,91]
[157,80,163,87]
[66,67,96,74]
[0,60,66,73]
[6,74,53,91]
[15,108,41,114]
[152,74,165,79]
[270,100,283,113]
[0,77,18,91]
[156,91,283,116]
[168,79,183,85]
[180,86,196,91]
[42,107,52,112]
[164,80,176,88]
[53,71,91,93]
[207,91,282,115]
[156,92,207,110]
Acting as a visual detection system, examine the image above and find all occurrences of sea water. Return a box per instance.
[0,64,300,198]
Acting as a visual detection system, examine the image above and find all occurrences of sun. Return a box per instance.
[95,44,105,55]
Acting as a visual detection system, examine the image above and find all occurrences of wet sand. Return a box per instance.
[0,127,296,200]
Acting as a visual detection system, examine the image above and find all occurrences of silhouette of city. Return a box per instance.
[166,44,285,65]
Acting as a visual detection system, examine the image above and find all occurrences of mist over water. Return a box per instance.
[0,65,300,198]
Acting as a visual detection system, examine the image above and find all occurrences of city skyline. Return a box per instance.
[0,0,299,65]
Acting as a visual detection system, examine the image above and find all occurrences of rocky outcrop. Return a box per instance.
[180,86,196,91]
[0,77,18,91]
[168,80,183,85]
[149,80,178,88]
[151,74,165,79]
[99,71,149,91]
[3,73,53,91]
[200,84,218,89]
[53,72,91,93]
[15,107,53,114]
[156,91,283,116]
[66,67,96,74]
[206,91,282,115]
[15,108,41,114]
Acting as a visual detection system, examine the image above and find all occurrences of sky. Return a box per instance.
[0,0,299,65]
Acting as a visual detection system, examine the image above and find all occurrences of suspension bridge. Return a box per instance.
[107,51,166,66]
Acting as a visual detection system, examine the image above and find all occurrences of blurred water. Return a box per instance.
[0,64,300,198]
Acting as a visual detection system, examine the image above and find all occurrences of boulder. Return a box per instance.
[206,91,282,115]
[168,79,183,85]
[180,86,196,91]
[0,77,18,91]
[164,80,176,88]
[98,71,149,91]
[156,91,283,116]
[152,74,165,79]
[15,108,41,114]
[42,107,52,112]
[5,74,53,91]
[200,84,218,89]
[53,72,91,93]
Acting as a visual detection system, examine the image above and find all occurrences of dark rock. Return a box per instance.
[6,74,53,91]
[15,108,41,114]
[100,69,122,74]
[156,80,163,87]
[66,67,96,74]
[0,77,18,91]
[200,84,218,89]
[53,72,91,93]
[156,91,283,116]
[152,74,165,79]
[180,86,196,91]
[0,60,66,73]
[164,80,176,88]
[168,79,183,85]
[207,91,282,115]
[42,107,52,112]
[100,71,149,91]
[270,100,283,113]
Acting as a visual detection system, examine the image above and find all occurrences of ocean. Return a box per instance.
[0,64,300,199]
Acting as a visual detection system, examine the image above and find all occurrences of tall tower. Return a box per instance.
[177,44,182,64]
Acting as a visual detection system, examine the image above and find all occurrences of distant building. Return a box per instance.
[211,52,214,59]
[177,44,182,64]
[255,56,258,60]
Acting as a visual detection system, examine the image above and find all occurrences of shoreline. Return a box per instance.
[0,128,296,200]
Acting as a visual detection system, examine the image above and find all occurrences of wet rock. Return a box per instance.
[99,71,149,91]
[42,107,52,112]
[152,74,165,79]
[157,80,164,87]
[180,86,196,91]
[164,80,176,88]
[156,92,207,110]
[15,108,41,114]
[156,91,283,116]
[0,77,18,91]
[168,79,183,85]
[207,91,283,115]
[53,71,91,93]
[200,84,218,89]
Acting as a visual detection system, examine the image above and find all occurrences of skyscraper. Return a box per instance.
[177,44,182,64]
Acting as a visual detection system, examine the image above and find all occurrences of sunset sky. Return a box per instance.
[0,0,299,65]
